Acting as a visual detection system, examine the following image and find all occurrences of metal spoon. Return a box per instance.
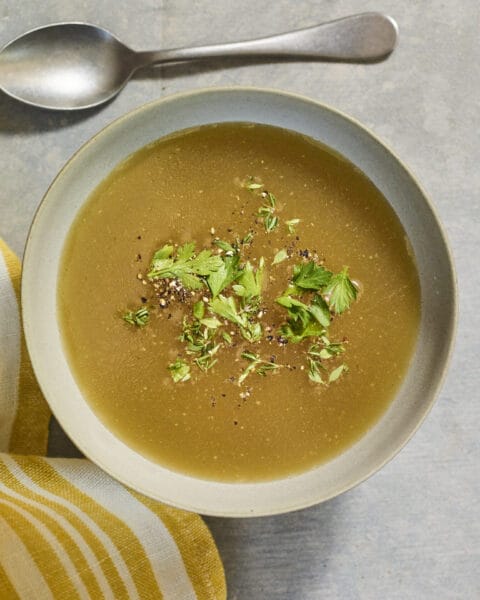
[0,13,397,111]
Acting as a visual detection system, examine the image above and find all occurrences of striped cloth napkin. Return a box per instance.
[0,239,226,600]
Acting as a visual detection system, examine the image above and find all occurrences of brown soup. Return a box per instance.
[58,123,420,482]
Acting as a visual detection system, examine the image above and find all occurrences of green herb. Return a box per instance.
[122,307,149,327]
[207,252,240,298]
[233,258,264,300]
[308,358,325,384]
[122,178,358,388]
[265,213,279,233]
[214,239,237,254]
[266,192,276,208]
[200,317,222,329]
[209,295,245,328]
[242,231,254,245]
[258,195,279,233]
[324,267,357,314]
[148,243,223,290]
[246,180,263,191]
[276,294,330,335]
[242,321,263,343]
[292,261,332,290]
[278,305,325,343]
[193,300,205,320]
[222,331,233,344]
[209,295,263,343]
[168,358,191,383]
[238,351,280,384]
[308,294,331,328]
[308,342,345,360]
[285,218,300,235]
[238,361,257,384]
[272,249,288,265]
[152,244,174,261]
[329,364,348,383]
[180,315,221,372]
[256,363,279,376]
[241,350,259,362]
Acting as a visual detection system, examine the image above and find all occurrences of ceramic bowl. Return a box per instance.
[22,88,456,516]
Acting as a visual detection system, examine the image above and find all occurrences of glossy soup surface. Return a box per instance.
[58,123,420,482]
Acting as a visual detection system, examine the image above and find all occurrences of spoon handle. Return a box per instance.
[135,13,397,69]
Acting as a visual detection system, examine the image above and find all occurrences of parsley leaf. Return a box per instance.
[276,294,330,329]
[329,364,348,383]
[309,341,345,360]
[152,244,174,261]
[233,258,264,300]
[168,358,191,383]
[209,295,244,328]
[241,231,254,245]
[193,300,205,320]
[308,357,325,384]
[309,294,331,328]
[209,295,262,343]
[258,194,279,233]
[148,243,223,290]
[238,351,280,384]
[123,307,149,327]
[276,296,326,343]
[292,261,332,290]
[180,313,221,372]
[285,218,300,235]
[272,249,288,265]
[324,267,357,314]
[245,179,263,190]
[207,253,240,298]
[214,240,236,254]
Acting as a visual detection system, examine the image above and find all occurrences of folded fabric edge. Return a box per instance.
[0,239,51,456]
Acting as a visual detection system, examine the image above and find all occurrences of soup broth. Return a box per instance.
[58,123,420,482]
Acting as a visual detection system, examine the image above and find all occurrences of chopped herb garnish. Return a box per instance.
[258,197,279,233]
[329,364,348,383]
[200,317,222,329]
[222,331,233,344]
[207,252,240,297]
[238,351,280,384]
[264,213,279,233]
[324,267,357,314]
[272,249,288,265]
[148,243,223,290]
[193,300,205,320]
[276,294,330,341]
[308,357,325,384]
[209,295,263,342]
[246,181,263,191]
[122,177,359,387]
[214,239,237,254]
[123,306,149,327]
[242,231,254,245]
[292,261,332,290]
[285,218,300,234]
[209,295,245,328]
[233,258,264,300]
[168,358,191,382]
[306,344,348,385]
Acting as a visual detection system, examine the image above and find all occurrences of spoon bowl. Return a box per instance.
[0,23,136,109]
[0,15,398,111]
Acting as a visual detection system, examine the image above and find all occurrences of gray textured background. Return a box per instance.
[1,1,479,598]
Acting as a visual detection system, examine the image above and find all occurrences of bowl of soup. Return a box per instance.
[22,88,456,516]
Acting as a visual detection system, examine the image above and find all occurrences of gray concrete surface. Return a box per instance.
[1,1,479,598]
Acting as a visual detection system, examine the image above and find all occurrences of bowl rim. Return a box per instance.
[22,86,458,516]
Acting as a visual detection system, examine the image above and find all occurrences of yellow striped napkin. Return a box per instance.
[0,239,226,600]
